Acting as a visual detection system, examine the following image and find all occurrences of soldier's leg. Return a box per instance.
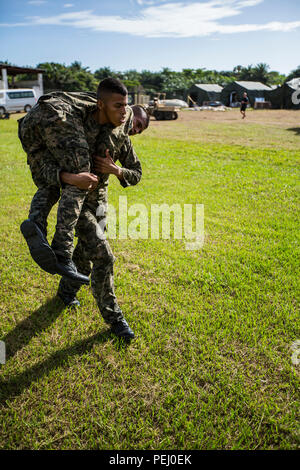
[21,147,89,283]
[57,193,106,302]
[29,186,60,235]
[58,198,134,337]
[57,238,92,302]
[26,148,61,235]
[48,146,91,260]
[74,206,124,324]
[51,184,89,259]
[30,145,91,283]
[20,148,61,274]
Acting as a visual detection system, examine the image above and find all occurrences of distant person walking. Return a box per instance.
[240,92,249,119]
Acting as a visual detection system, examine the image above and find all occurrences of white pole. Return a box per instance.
[2,68,8,89]
[38,73,44,96]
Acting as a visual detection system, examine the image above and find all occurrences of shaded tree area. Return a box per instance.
[0,60,288,96]
[37,61,98,92]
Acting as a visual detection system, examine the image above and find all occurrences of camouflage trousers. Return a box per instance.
[57,198,124,324]
[31,184,124,325]
[19,110,91,260]
[26,148,89,259]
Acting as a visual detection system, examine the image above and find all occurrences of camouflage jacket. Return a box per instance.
[18,91,142,190]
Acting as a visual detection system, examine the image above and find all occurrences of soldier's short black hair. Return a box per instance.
[97,77,128,100]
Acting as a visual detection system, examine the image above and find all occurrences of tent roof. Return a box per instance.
[193,84,223,92]
[0,64,44,76]
[235,81,272,91]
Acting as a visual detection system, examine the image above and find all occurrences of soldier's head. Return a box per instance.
[97,77,128,127]
[130,105,150,136]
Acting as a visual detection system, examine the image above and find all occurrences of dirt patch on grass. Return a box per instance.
[151,108,300,127]
[12,109,299,127]
[146,109,300,149]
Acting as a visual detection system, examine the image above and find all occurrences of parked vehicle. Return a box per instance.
[148,93,181,120]
[0,88,37,116]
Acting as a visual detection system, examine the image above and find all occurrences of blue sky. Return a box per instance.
[0,0,299,74]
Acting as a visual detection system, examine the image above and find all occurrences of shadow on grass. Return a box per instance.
[3,296,65,361]
[287,127,300,135]
[0,298,130,405]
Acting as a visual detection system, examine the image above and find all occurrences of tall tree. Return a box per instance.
[38,62,98,92]
[94,67,120,81]
[252,63,270,84]
[285,65,300,82]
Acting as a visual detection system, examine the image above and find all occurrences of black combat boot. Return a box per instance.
[20,219,57,274]
[20,219,90,284]
[57,291,81,308]
[110,318,135,340]
[55,256,90,285]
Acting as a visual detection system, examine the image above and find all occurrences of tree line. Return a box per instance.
[1,60,300,98]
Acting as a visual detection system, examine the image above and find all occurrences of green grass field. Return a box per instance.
[0,110,299,450]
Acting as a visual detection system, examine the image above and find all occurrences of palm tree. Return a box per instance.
[239,65,255,81]
[285,66,300,82]
[252,63,270,84]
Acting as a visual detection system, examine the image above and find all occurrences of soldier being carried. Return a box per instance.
[18,78,149,339]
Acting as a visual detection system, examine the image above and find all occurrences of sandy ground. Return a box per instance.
[9,108,299,127]
[146,108,300,149]
[150,108,300,128]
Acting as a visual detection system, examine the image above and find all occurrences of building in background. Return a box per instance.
[186,84,223,106]
[0,65,44,98]
[220,81,272,107]
[266,78,300,109]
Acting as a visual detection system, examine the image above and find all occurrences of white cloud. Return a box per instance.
[28,0,47,5]
[135,0,167,4]
[3,1,300,38]
[236,0,263,7]
[63,3,74,7]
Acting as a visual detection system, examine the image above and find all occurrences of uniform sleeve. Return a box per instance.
[39,159,63,187]
[117,137,142,188]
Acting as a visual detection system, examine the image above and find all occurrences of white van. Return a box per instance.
[0,88,37,116]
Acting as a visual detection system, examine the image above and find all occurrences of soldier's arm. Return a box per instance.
[93,137,142,187]
[116,136,142,188]
[93,149,123,179]
[37,153,97,189]
[60,171,99,190]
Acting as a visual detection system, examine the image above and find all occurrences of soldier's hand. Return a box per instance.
[60,171,98,190]
[75,172,99,190]
[93,150,123,180]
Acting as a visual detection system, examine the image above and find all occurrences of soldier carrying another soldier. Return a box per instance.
[18,78,149,339]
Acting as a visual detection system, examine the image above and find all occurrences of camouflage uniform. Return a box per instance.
[57,190,123,323]
[18,91,142,324]
[18,91,136,258]
[57,126,142,324]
